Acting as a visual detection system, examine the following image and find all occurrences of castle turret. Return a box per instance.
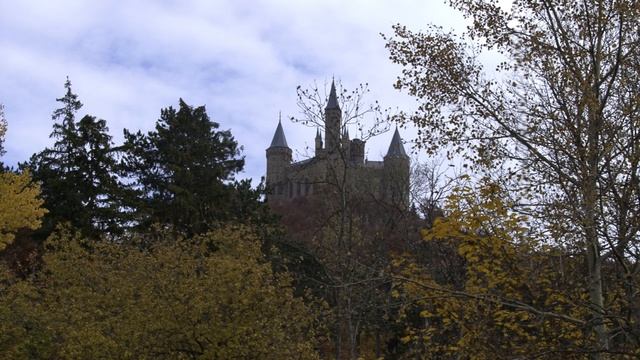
[266,118,292,200]
[341,127,350,156]
[383,127,410,207]
[385,127,409,159]
[315,127,324,156]
[325,80,341,152]
[349,139,365,166]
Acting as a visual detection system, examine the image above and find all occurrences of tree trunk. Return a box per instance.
[585,99,608,357]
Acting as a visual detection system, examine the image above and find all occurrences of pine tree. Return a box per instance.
[75,115,129,235]
[123,99,249,236]
[28,78,125,238]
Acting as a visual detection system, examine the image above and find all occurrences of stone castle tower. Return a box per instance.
[266,80,410,207]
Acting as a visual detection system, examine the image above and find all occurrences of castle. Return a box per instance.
[266,81,410,208]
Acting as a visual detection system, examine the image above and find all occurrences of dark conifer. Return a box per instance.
[28,78,126,238]
[123,99,251,236]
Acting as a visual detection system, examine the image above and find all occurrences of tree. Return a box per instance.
[392,180,611,358]
[28,78,125,237]
[0,108,47,251]
[0,103,6,158]
[292,80,390,142]
[0,171,47,251]
[385,0,640,356]
[409,157,458,225]
[123,99,248,236]
[272,80,406,359]
[75,115,131,234]
[0,225,321,359]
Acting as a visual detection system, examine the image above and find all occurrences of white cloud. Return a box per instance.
[0,0,465,181]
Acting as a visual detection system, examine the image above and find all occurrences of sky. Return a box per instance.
[0,0,466,183]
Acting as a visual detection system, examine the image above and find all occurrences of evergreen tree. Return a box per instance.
[75,115,129,234]
[123,99,252,236]
[28,78,126,238]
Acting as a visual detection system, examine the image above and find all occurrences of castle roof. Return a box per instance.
[269,119,289,148]
[326,80,340,110]
[386,127,408,158]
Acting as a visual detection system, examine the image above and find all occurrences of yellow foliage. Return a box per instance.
[0,170,46,250]
[393,180,594,358]
[0,225,321,359]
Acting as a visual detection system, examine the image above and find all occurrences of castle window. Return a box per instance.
[296,182,301,196]
[305,181,311,195]
[289,182,293,198]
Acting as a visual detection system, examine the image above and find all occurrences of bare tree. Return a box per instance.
[0,104,6,157]
[409,157,461,225]
[276,80,404,359]
[291,79,390,141]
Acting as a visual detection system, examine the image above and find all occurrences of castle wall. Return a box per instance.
[382,157,410,208]
[265,85,410,208]
[267,140,410,207]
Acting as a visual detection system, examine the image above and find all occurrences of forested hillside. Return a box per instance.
[2,0,640,358]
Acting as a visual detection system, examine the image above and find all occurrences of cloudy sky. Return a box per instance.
[0,0,465,183]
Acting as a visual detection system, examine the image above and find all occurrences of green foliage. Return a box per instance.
[123,99,263,235]
[0,225,321,359]
[28,78,127,238]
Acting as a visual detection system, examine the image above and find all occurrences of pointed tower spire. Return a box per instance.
[269,116,289,148]
[386,127,408,158]
[324,78,342,152]
[315,126,323,155]
[326,79,340,110]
